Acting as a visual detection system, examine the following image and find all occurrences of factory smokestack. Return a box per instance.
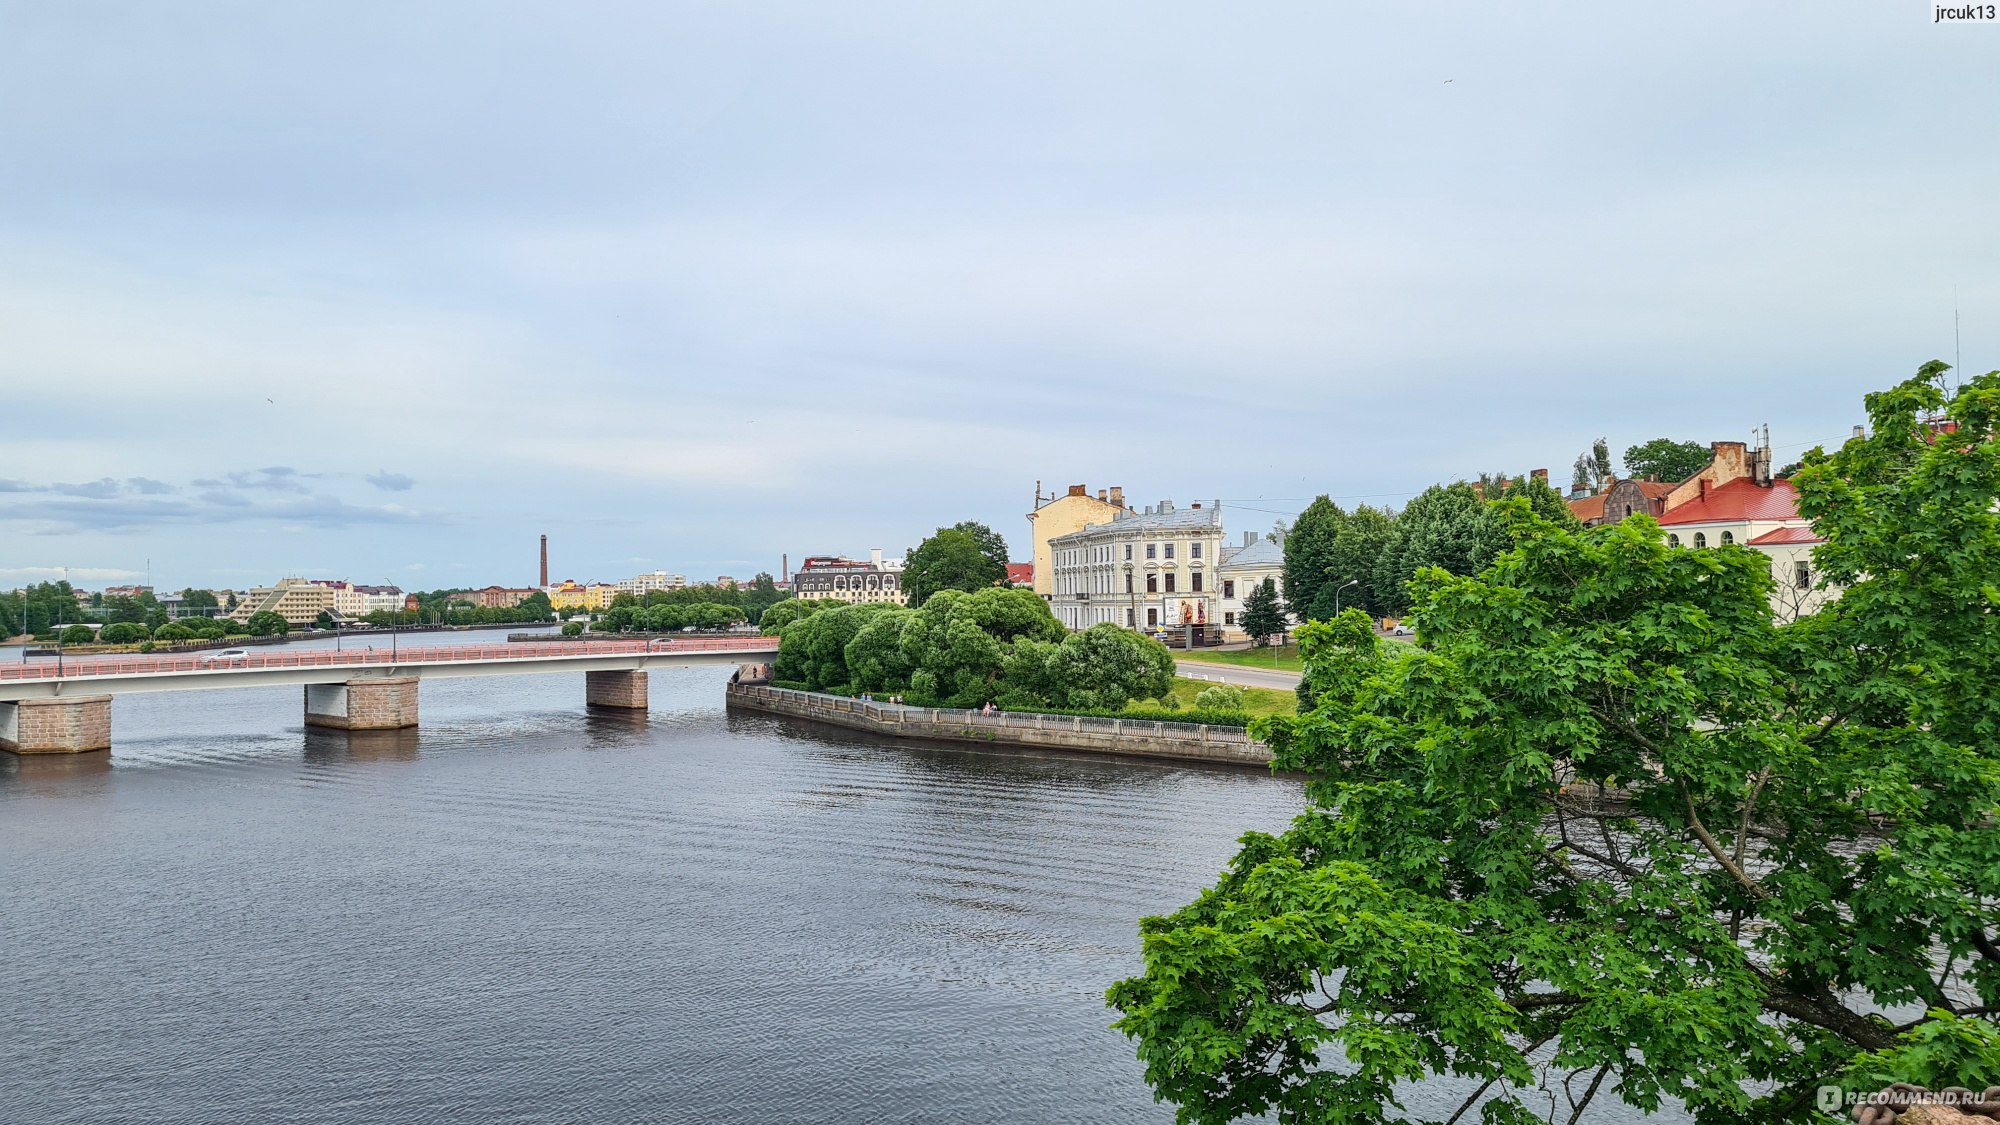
[539,534,548,588]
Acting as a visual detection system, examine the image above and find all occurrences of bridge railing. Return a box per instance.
[0,636,780,684]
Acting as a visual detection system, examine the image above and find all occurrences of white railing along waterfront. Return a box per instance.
[744,685,1255,746]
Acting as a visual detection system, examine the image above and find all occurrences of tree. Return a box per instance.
[1623,437,1711,483]
[151,622,197,642]
[99,622,149,644]
[773,602,901,692]
[758,598,827,635]
[244,611,290,636]
[1041,623,1174,711]
[179,588,219,611]
[1282,495,1346,621]
[1193,683,1245,712]
[1327,504,1396,620]
[845,609,920,693]
[1571,435,1613,492]
[314,610,336,630]
[1239,577,1285,643]
[1371,481,1487,616]
[59,624,95,645]
[902,527,1007,607]
[1109,366,2000,1123]
[898,587,1065,707]
[947,520,1010,572]
[740,573,789,625]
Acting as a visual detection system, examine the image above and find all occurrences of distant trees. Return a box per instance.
[593,602,747,633]
[1281,497,1344,623]
[767,586,1172,713]
[1,582,81,637]
[178,588,219,612]
[1570,435,1612,492]
[902,526,1007,606]
[244,611,290,636]
[100,622,150,644]
[1240,578,1285,643]
[59,624,95,645]
[1623,436,1711,483]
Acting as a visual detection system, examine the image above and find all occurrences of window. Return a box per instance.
[1223,580,1235,598]
[1165,543,1176,559]
[1125,575,1133,593]
[1669,534,1681,547]
[1124,543,1132,560]
[1146,608,1158,627]
[1146,543,1156,559]
[1164,573,1176,593]
[1795,561,1811,589]
[1721,530,1734,545]
[1192,543,1202,559]
[1224,612,1236,625]
[1191,572,1203,593]
[1146,574,1158,593]
[1694,532,1707,548]
[1126,609,1135,626]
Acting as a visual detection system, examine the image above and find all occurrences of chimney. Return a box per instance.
[1158,500,1173,513]
[1109,486,1124,507]
[539,534,548,587]
[1191,502,1201,510]
[783,553,789,583]
[1097,489,1106,502]
[1244,531,1259,547]
[870,548,883,568]
[1068,484,1086,497]
[1570,482,1587,499]
[1852,424,1865,440]
[1532,468,1548,483]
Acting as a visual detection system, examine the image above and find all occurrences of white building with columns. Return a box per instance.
[1046,500,1225,633]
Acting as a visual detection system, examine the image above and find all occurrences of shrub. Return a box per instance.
[100,622,149,644]
[59,624,95,645]
[1193,683,1246,711]
[561,621,584,636]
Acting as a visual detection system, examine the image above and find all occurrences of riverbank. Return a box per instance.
[725,681,1272,768]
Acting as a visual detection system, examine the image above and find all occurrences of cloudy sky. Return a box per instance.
[2,2,1993,592]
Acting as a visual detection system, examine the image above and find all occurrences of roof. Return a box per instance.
[1049,502,1222,543]
[1657,478,1803,526]
[1218,537,1285,569]
[1746,525,1824,546]
[1005,563,1033,585]
[1568,479,1675,524]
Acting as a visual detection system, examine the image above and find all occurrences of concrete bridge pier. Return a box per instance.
[585,670,648,711]
[0,695,114,754]
[304,676,419,730]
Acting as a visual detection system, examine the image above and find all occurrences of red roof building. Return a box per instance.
[1005,563,1034,588]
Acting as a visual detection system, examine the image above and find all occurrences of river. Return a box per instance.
[0,630,1682,1123]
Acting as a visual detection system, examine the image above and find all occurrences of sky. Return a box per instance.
[1,2,1995,592]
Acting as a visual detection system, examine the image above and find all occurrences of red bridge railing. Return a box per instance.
[0,636,780,685]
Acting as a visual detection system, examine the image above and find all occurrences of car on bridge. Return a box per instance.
[198,648,251,664]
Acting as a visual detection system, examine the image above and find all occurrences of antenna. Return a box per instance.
[1956,286,1962,380]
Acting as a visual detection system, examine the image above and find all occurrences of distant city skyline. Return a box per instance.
[3,3,1993,589]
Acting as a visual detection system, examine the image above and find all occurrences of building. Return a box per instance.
[1216,531,1288,640]
[355,585,405,615]
[1046,500,1225,633]
[547,580,619,611]
[1026,484,1129,601]
[103,585,152,599]
[792,552,905,605]
[1655,437,1833,618]
[454,585,539,609]
[305,579,369,618]
[616,571,686,597]
[1004,562,1034,588]
[231,579,339,627]
[1568,477,1677,527]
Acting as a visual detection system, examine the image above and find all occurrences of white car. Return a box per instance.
[1389,623,1415,637]
[199,648,250,664]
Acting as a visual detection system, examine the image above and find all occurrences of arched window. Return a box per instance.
[1669,534,1681,547]
[1720,530,1734,545]
[1693,533,1707,548]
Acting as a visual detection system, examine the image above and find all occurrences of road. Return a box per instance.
[1174,659,1301,691]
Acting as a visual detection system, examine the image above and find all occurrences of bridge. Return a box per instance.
[0,636,780,755]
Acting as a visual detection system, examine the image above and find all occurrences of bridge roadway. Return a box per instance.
[0,636,780,754]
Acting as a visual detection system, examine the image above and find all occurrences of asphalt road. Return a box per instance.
[1173,659,1302,690]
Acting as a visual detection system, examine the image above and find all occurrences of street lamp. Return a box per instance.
[1333,578,1360,615]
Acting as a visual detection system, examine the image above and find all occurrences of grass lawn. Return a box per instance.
[1175,645,1305,673]
[1136,676,1297,720]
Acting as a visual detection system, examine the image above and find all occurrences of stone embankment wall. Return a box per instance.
[725,682,1272,768]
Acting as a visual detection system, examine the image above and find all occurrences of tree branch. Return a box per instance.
[1679,780,1774,902]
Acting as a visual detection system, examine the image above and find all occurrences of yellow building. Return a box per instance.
[1027,483,1129,601]
[547,580,619,610]
[232,578,338,627]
